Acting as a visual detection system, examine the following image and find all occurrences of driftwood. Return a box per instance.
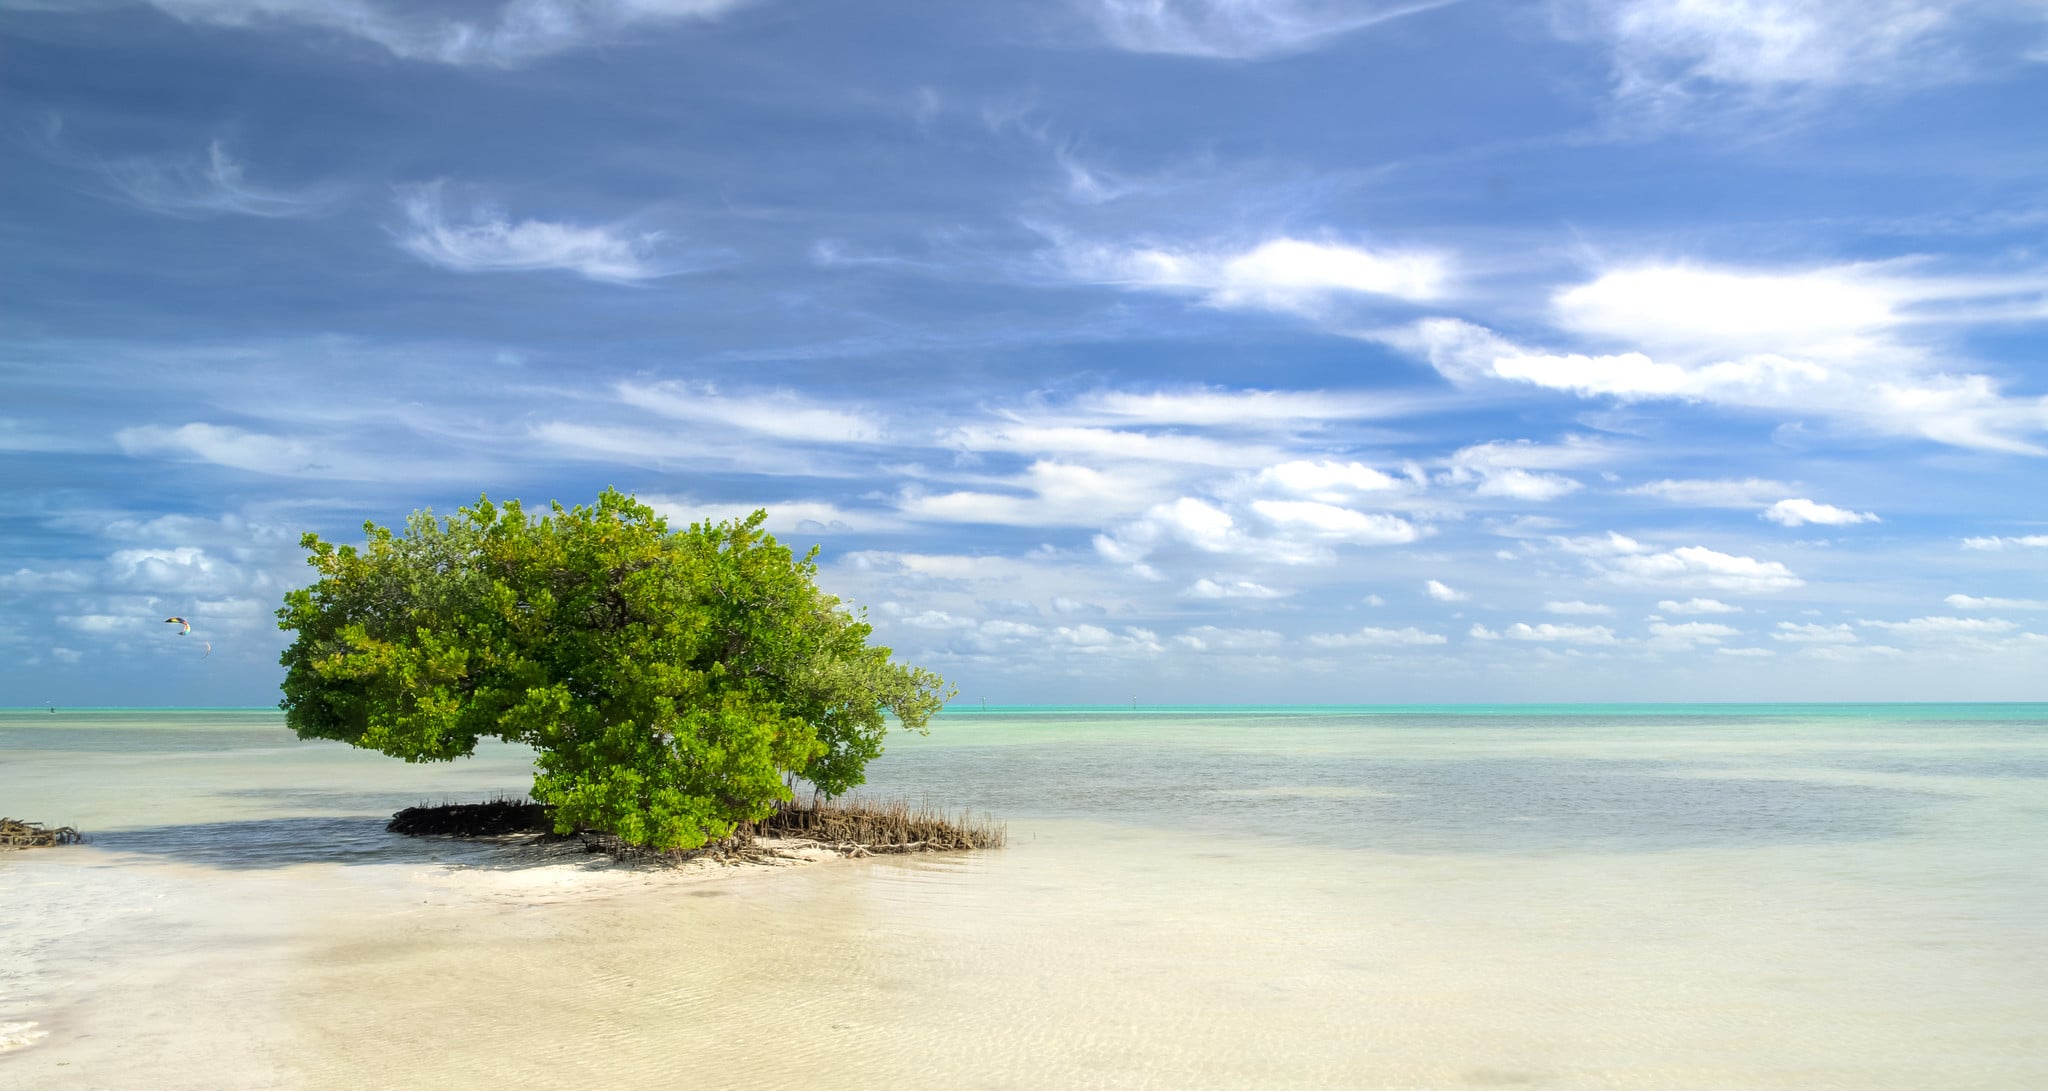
[1,818,82,849]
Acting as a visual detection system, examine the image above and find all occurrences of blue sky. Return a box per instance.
[3,0,2046,706]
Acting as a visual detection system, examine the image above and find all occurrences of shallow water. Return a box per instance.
[3,705,2045,1088]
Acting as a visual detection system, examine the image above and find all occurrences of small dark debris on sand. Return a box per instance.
[2,818,82,849]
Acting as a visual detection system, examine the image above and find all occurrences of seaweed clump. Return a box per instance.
[2,818,82,849]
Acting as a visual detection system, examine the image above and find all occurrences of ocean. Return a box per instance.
[3,704,2044,1088]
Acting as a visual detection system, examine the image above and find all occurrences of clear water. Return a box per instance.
[3,705,2045,1088]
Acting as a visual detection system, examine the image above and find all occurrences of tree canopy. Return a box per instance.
[276,489,950,850]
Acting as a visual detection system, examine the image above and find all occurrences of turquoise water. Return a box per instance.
[4,704,2046,1088]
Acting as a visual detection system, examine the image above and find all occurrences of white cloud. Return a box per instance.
[1554,530,1648,557]
[1084,0,1454,59]
[1472,467,1582,501]
[1658,597,1742,614]
[1392,256,2048,453]
[1250,500,1421,544]
[1647,620,1740,646]
[1176,626,1285,652]
[1073,387,1413,427]
[945,422,1278,468]
[619,382,886,444]
[1962,535,2048,549]
[1423,578,1467,602]
[1761,498,1879,527]
[145,0,751,67]
[1471,621,1617,644]
[1861,616,2020,636]
[1255,459,1403,499]
[1945,593,2048,611]
[115,423,360,479]
[105,141,333,219]
[1305,625,1448,648]
[1628,478,1797,507]
[1062,235,1449,314]
[1443,437,1601,501]
[397,183,668,282]
[1185,578,1288,599]
[1773,621,1858,644]
[1715,647,1776,657]
[0,567,94,592]
[1575,0,1967,114]
[1555,263,1907,358]
[1545,600,1614,615]
[106,547,255,597]
[1599,542,1804,593]
[1096,497,1248,561]
[642,496,891,536]
[906,462,1166,528]
[1050,624,1165,657]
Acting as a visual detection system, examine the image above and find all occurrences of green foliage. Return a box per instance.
[277,489,951,850]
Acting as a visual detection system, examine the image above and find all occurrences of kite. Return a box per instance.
[202,642,213,659]
[165,617,191,635]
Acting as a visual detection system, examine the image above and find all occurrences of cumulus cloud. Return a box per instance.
[144,0,751,67]
[1084,0,1455,59]
[1469,621,1617,644]
[1574,536,1804,593]
[1545,600,1613,615]
[1772,621,1858,643]
[1658,597,1742,614]
[1609,546,1803,593]
[397,183,669,282]
[1423,578,1467,602]
[1061,235,1449,314]
[1251,500,1421,544]
[1175,626,1285,652]
[1305,625,1448,648]
[1945,593,2048,610]
[1761,498,1879,527]
[1185,578,1288,599]
[1647,620,1740,647]
[1255,459,1404,499]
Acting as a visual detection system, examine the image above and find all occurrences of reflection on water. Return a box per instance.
[2,705,2045,1089]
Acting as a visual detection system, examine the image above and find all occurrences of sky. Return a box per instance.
[2,0,2046,707]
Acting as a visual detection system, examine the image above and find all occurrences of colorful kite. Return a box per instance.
[165,617,191,635]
